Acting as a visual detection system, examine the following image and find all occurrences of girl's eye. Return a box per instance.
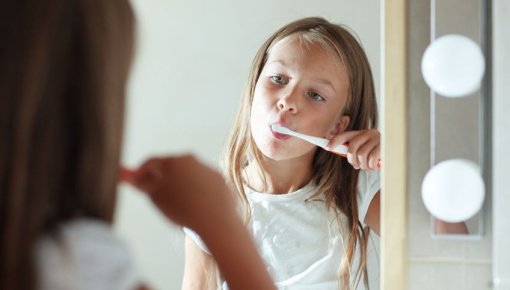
[271,75,288,85]
[308,92,326,102]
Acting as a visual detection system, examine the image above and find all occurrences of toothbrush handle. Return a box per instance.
[330,146,348,157]
[328,143,381,168]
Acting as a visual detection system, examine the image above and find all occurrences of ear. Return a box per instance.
[328,115,350,138]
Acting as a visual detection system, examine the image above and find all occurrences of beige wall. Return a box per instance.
[114,1,381,289]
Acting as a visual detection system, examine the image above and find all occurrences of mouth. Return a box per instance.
[270,122,291,140]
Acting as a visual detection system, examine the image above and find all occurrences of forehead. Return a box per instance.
[267,33,345,72]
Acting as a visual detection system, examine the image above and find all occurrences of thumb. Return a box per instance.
[119,167,136,183]
[327,131,357,149]
[123,159,164,194]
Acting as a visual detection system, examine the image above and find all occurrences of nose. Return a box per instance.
[277,90,298,113]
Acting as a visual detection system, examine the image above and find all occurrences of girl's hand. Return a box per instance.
[327,129,380,171]
[120,155,238,234]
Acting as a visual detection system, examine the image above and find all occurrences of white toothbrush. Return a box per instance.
[271,124,348,157]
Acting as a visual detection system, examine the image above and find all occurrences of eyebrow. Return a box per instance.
[315,78,335,89]
[267,59,290,68]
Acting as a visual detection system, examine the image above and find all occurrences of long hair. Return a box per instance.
[224,17,377,290]
[0,1,135,290]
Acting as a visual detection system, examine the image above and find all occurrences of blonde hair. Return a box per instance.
[224,17,377,289]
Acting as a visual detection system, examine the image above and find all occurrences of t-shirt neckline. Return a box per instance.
[244,180,317,202]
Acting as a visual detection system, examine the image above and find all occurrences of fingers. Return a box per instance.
[353,137,380,170]
[367,144,381,169]
[119,154,238,231]
[119,167,136,183]
[327,130,359,149]
[121,158,164,193]
[330,129,380,171]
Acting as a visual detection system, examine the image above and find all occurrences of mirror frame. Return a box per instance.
[381,0,408,290]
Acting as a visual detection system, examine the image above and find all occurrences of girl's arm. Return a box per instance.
[434,218,469,234]
[364,191,381,235]
[122,155,276,290]
[183,218,278,290]
[329,129,381,234]
[194,212,276,290]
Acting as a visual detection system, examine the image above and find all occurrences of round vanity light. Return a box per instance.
[421,159,485,223]
[421,34,485,98]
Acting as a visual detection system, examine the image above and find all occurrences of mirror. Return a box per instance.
[383,1,493,289]
[424,0,489,238]
[115,0,382,289]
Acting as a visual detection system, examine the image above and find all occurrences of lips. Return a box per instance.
[270,122,291,140]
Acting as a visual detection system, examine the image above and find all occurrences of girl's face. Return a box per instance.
[250,34,350,161]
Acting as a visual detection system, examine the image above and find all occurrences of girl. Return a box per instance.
[0,1,276,290]
[183,17,381,290]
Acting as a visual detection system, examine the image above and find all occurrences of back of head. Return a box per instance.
[0,1,134,289]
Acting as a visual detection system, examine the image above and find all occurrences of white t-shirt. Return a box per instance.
[185,170,380,290]
[35,218,140,290]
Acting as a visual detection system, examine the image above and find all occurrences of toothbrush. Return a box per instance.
[271,124,348,157]
[272,124,382,168]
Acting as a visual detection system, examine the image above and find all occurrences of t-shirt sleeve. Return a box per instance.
[357,170,381,226]
[183,227,211,255]
[36,219,141,290]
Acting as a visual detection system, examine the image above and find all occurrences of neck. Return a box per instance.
[245,152,315,194]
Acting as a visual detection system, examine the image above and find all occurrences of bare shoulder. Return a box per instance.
[182,235,218,290]
[364,191,380,236]
[137,285,152,290]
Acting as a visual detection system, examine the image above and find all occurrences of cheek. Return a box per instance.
[320,102,347,131]
[252,86,271,107]
[305,111,342,137]
[250,98,267,139]
[250,95,264,127]
[251,88,274,121]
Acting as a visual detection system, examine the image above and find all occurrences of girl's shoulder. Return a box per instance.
[357,170,381,224]
[35,218,140,290]
[357,169,380,193]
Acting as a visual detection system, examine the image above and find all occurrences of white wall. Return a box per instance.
[492,0,510,288]
[114,1,380,289]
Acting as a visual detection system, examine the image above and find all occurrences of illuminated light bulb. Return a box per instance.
[421,159,485,223]
[421,34,485,98]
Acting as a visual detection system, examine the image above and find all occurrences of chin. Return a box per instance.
[253,133,315,162]
[257,144,284,160]
[258,144,311,162]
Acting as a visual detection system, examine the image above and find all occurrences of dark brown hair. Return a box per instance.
[224,17,377,290]
[0,1,135,289]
